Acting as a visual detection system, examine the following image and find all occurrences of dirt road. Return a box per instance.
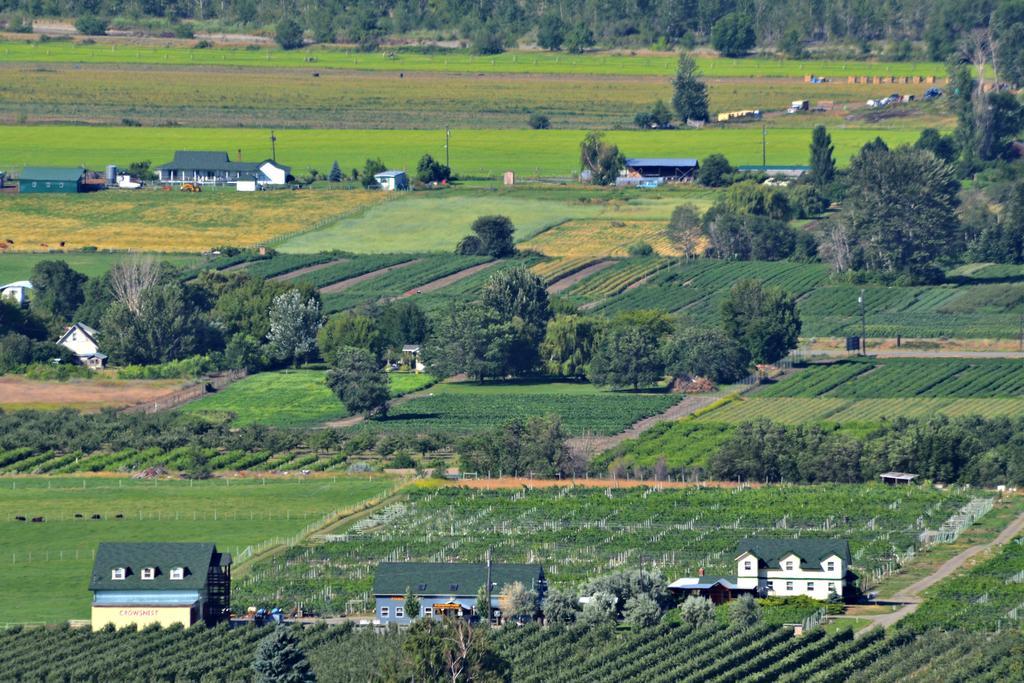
[546,260,615,294]
[398,260,498,298]
[318,259,420,294]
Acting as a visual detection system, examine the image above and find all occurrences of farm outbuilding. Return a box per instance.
[621,158,699,183]
[373,561,545,625]
[880,472,918,485]
[374,170,410,191]
[89,542,232,630]
[18,166,86,193]
[0,280,32,307]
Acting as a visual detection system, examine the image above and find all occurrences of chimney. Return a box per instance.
[698,567,705,577]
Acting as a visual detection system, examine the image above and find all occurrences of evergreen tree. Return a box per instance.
[404,587,421,620]
[251,627,316,683]
[672,54,709,122]
[809,125,835,187]
[328,160,342,182]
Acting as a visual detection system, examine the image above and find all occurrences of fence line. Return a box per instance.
[122,369,247,414]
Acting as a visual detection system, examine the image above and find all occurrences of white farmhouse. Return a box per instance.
[57,322,107,369]
[1,280,33,307]
[671,538,852,603]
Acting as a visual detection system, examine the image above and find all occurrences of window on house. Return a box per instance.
[170,567,185,580]
[380,607,389,618]
[111,567,126,580]
[424,607,433,615]
[743,561,752,571]
[807,582,814,592]
[828,583,836,593]
[141,567,156,580]
[766,580,774,590]
[785,561,793,571]
[827,561,835,572]
[396,607,404,618]
[785,581,793,592]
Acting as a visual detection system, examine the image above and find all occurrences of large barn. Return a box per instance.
[89,542,232,630]
[18,167,86,193]
[619,158,700,185]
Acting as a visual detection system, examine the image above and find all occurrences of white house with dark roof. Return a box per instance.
[57,322,106,369]
[671,538,852,603]
[156,151,290,186]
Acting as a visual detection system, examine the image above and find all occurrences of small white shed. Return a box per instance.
[0,280,33,307]
[374,170,410,191]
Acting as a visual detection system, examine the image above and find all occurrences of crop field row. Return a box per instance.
[0,476,395,621]
[701,396,1024,424]
[287,254,414,289]
[236,484,977,615]
[239,252,338,279]
[565,256,670,298]
[1,125,927,181]
[321,254,489,312]
[592,420,736,472]
[0,187,384,253]
[369,384,679,437]
[412,255,546,314]
[530,256,596,283]
[0,40,952,78]
[523,219,689,258]
[902,536,1024,632]
[760,359,1024,399]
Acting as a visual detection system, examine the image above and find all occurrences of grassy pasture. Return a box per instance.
[0,188,384,253]
[179,370,435,428]
[0,475,396,623]
[280,190,695,254]
[0,125,927,179]
[0,251,196,281]
[0,40,950,78]
[0,62,935,130]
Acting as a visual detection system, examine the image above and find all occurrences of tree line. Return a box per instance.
[5,0,1024,64]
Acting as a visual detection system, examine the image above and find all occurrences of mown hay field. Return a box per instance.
[523,220,702,258]
[0,125,928,179]
[0,62,932,129]
[0,188,384,252]
[0,40,950,78]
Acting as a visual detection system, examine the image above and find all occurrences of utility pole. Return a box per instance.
[270,130,277,163]
[858,289,866,356]
[761,123,767,168]
[444,127,452,169]
[484,547,492,625]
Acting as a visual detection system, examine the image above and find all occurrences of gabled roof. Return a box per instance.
[625,158,699,168]
[57,322,98,346]
[374,170,408,178]
[735,538,851,568]
[1,280,32,290]
[879,471,918,481]
[89,542,230,592]
[373,562,544,597]
[19,167,85,182]
[156,151,290,174]
[669,575,739,590]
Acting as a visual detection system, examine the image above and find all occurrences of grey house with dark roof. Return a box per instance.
[156,151,291,186]
[89,542,231,630]
[670,538,852,603]
[373,562,545,625]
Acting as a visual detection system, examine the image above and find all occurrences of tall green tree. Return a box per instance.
[841,145,961,280]
[266,290,322,367]
[317,311,382,361]
[471,215,516,257]
[711,12,755,56]
[587,326,664,390]
[672,53,709,122]
[29,260,87,327]
[251,626,316,683]
[274,18,304,50]
[326,346,390,417]
[579,132,625,185]
[540,315,599,377]
[721,279,801,365]
[378,300,428,349]
[404,587,421,620]
[537,14,566,50]
[662,326,751,383]
[100,282,212,365]
[809,125,835,187]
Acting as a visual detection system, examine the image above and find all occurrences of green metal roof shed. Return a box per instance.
[19,166,86,193]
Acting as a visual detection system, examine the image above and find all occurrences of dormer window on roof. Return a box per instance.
[141,567,157,580]
[170,567,185,580]
[111,567,126,580]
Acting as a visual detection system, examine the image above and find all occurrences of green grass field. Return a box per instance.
[0,251,197,282]
[0,125,927,179]
[0,475,396,623]
[279,190,687,253]
[0,40,950,78]
[179,370,435,428]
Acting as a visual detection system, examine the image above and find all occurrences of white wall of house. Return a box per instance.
[736,552,846,599]
[59,326,100,358]
[1,284,30,307]
[258,162,288,185]
[237,180,257,192]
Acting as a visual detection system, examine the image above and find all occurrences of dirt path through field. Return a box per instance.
[851,508,1024,636]
[546,260,615,294]
[318,259,420,294]
[270,258,349,282]
[398,261,498,298]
